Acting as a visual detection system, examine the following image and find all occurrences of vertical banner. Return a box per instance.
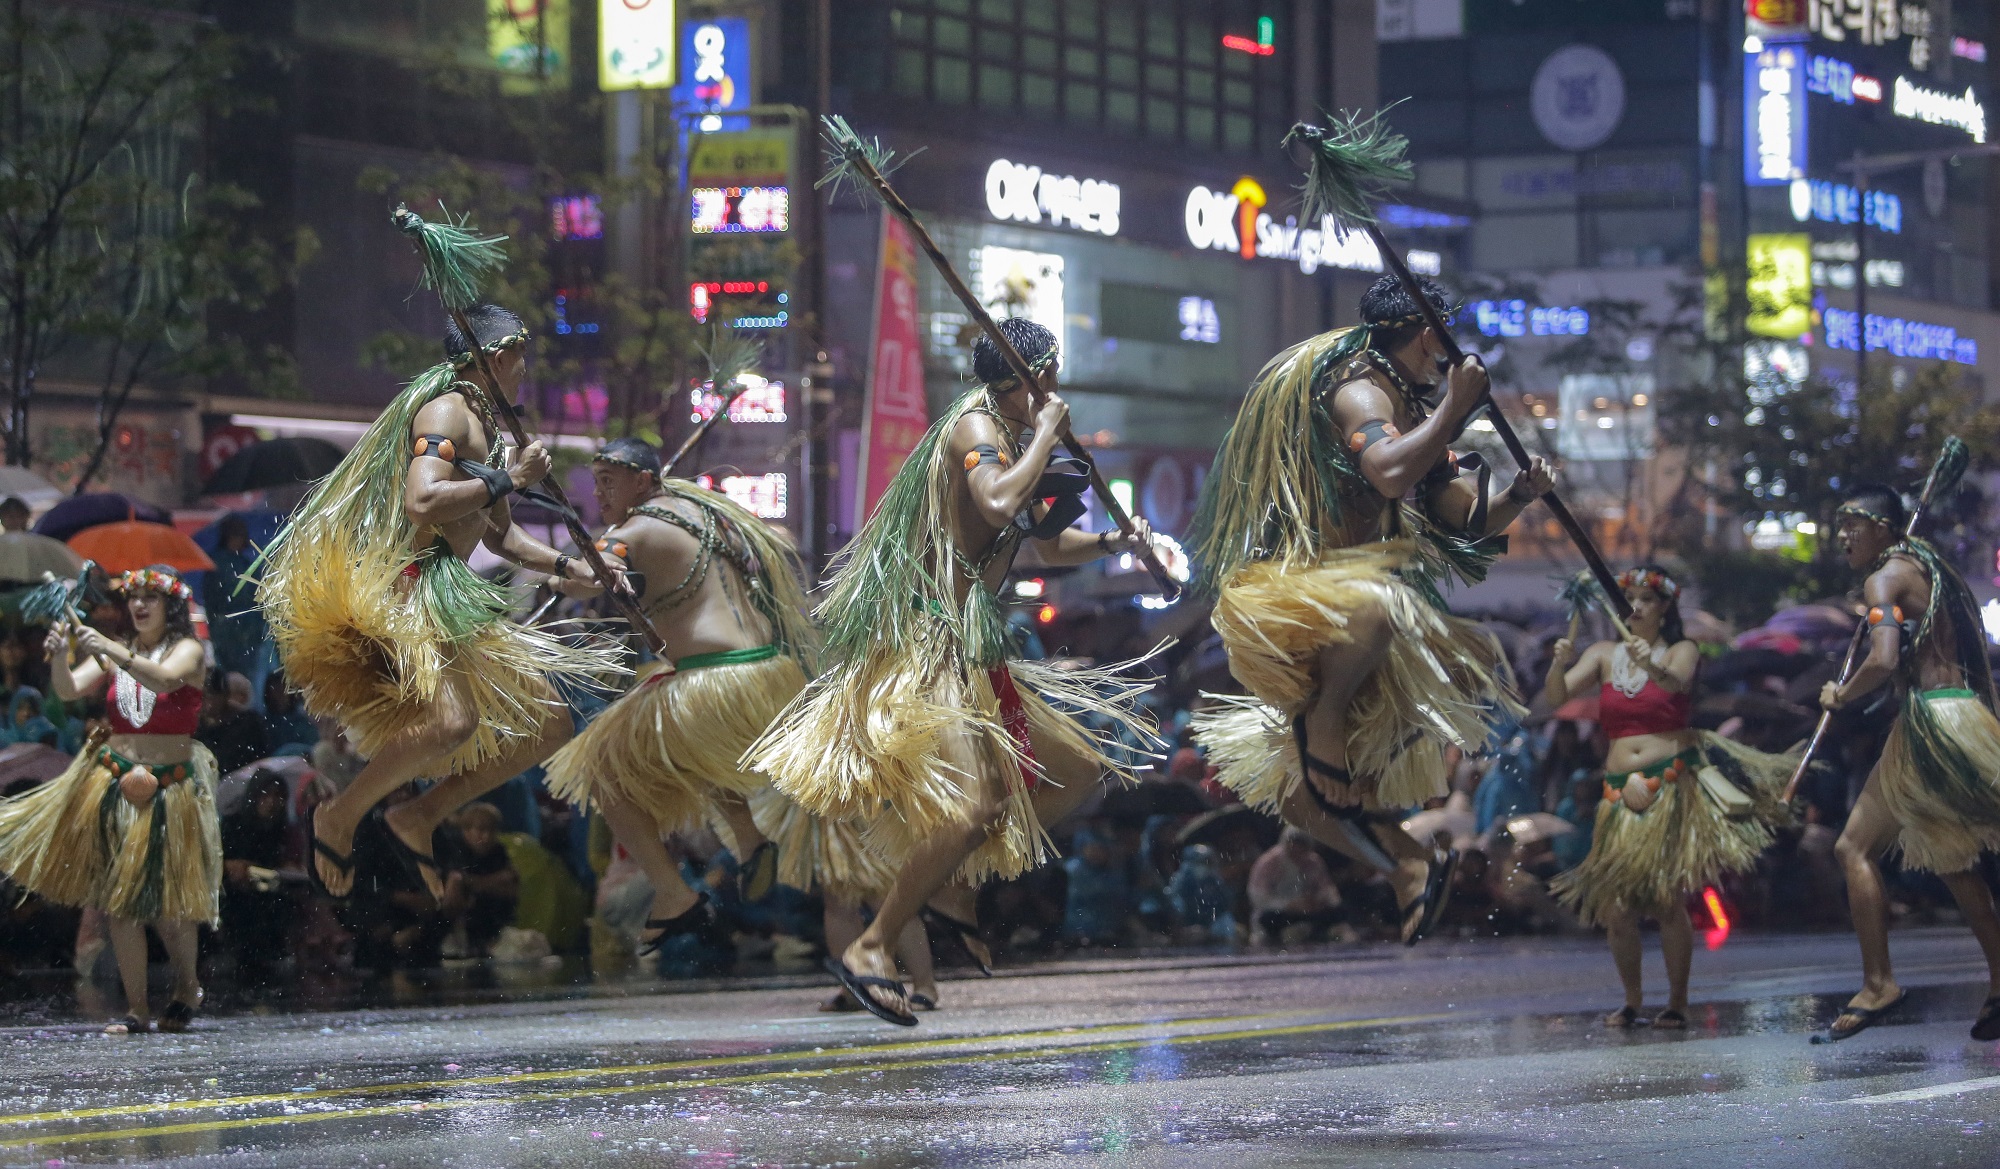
[856,209,928,522]
[1744,38,1807,186]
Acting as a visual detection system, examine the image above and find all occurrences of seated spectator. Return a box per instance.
[3,685,56,748]
[198,672,268,774]
[1167,843,1236,941]
[443,803,519,958]
[1552,769,1600,871]
[1248,828,1344,945]
[220,769,294,984]
[1062,828,1129,947]
[262,673,318,755]
[1474,724,1538,834]
[343,785,449,973]
[310,726,365,793]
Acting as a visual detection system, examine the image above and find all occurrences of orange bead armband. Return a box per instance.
[412,434,458,463]
[596,539,629,559]
[1866,605,1905,627]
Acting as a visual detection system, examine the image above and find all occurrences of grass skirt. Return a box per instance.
[1877,693,2000,873]
[544,651,806,836]
[748,786,896,904]
[0,738,221,924]
[1196,542,1521,809]
[1550,732,1793,925]
[268,540,621,777]
[747,653,1158,885]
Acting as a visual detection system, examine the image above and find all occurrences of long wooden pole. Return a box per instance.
[447,309,668,657]
[661,379,753,476]
[831,133,1181,601]
[1363,224,1629,620]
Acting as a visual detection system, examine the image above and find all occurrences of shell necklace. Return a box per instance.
[1609,639,1668,698]
[114,637,171,729]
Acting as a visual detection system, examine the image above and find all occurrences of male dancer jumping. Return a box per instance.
[749,318,1160,1024]
[541,438,816,951]
[1818,482,2000,1041]
[261,304,625,900]
[1190,274,1553,942]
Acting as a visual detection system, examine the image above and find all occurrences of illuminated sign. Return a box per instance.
[1892,76,1987,141]
[1822,305,1979,363]
[716,473,788,519]
[1808,0,1907,45]
[984,160,1121,236]
[1787,179,1901,232]
[599,0,675,91]
[1406,249,1442,275]
[551,290,600,335]
[672,17,750,130]
[1746,234,1812,338]
[1177,297,1220,344]
[489,0,570,92]
[1805,54,1853,103]
[1851,73,1883,101]
[1745,39,1807,186]
[1222,16,1276,55]
[1954,37,1987,62]
[1465,300,1590,338]
[1745,0,1806,35]
[1183,179,1383,274]
[688,280,778,324]
[690,186,790,233]
[549,194,602,240]
[689,374,787,423]
[976,246,1065,349]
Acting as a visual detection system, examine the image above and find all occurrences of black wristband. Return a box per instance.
[1097,530,1113,552]
[552,554,571,581]
[462,458,514,505]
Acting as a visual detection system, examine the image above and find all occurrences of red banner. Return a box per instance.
[856,209,928,521]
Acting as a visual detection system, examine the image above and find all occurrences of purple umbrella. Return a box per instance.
[33,493,169,542]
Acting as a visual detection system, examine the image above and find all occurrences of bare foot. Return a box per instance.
[638,883,702,949]
[910,982,940,1011]
[309,806,355,899]
[840,938,908,1019]
[1390,857,1428,913]
[382,805,446,901]
[1603,1005,1640,1028]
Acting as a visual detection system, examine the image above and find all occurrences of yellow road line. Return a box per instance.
[0,1007,1389,1129]
[0,1013,1446,1151]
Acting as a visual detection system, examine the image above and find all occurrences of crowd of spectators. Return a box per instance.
[1,528,1995,1010]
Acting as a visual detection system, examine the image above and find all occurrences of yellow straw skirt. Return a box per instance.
[544,649,807,836]
[1550,732,1793,926]
[748,654,1157,885]
[748,786,896,904]
[268,541,622,777]
[1197,541,1522,809]
[1876,692,2000,873]
[0,738,221,925]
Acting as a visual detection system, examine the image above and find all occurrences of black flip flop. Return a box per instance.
[383,823,444,900]
[103,1016,147,1036]
[741,841,778,904]
[921,907,994,976]
[1604,1005,1640,1028]
[1972,995,2000,1042]
[1404,848,1459,947]
[824,956,917,1027]
[1651,1008,1687,1030]
[158,998,196,1034]
[638,892,716,957]
[1817,989,1908,1043]
[306,812,355,902]
[909,991,938,1011]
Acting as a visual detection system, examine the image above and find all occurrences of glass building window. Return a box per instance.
[1107,88,1139,127]
[1145,12,1177,59]
[1065,81,1101,122]
[1224,78,1252,108]
[1022,72,1057,113]
[977,63,1015,108]
[1186,105,1216,147]
[891,10,926,41]
[934,0,968,12]
[1146,62,1176,93]
[1065,46,1098,76]
[1146,97,1178,140]
[977,0,1014,20]
[934,15,970,52]
[936,56,971,104]
[1021,0,1057,32]
[1106,51,1138,86]
[977,25,1014,62]
[1023,34,1056,70]
[1106,5,1138,49]
[894,48,927,97]
[1185,68,1213,101]
[1066,0,1099,39]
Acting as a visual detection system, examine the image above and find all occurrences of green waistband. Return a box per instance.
[1920,687,1977,701]
[98,746,194,783]
[1604,746,1700,790]
[674,643,779,672]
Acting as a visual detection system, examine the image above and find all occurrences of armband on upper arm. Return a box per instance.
[1866,605,1905,627]
[962,444,1011,471]
[1346,420,1402,456]
[413,434,459,463]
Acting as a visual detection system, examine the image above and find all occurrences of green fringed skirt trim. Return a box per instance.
[676,643,780,672]
[1877,690,2000,872]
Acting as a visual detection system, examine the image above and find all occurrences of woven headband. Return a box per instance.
[1364,312,1429,329]
[111,569,191,603]
[1836,502,1899,528]
[985,343,1062,390]
[1615,568,1677,599]
[592,449,659,476]
[449,327,532,370]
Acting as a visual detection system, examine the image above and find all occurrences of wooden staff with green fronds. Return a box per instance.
[818,117,1182,602]
[1782,436,1970,802]
[1285,110,1626,618]
[662,328,765,476]
[390,204,669,657]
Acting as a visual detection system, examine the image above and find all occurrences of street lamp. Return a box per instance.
[1836,143,2000,389]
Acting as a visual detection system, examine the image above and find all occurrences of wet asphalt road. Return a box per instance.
[2,930,1997,1167]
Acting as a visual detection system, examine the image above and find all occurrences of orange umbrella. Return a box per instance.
[68,512,215,574]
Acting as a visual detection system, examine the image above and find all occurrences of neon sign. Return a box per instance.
[548,194,602,240]
[1222,16,1276,55]
[1822,305,1979,364]
[1745,39,1807,186]
[1177,297,1220,344]
[671,17,749,129]
[984,160,1121,236]
[1788,180,1901,232]
[1805,55,1854,103]
[1891,76,1987,141]
[690,186,790,233]
[599,0,675,92]
[689,374,787,423]
[1465,300,1590,338]
[1183,179,1382,274]
[696,472,788,519]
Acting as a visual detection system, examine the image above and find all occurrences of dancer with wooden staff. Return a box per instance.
[259,214,627,902]
[1812,445,2000,1042]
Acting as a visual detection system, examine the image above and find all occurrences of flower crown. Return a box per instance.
[111,568,192,603]
[1615,568,1677,599]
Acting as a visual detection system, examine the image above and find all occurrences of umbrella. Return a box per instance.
[200,437,345,496]
[1683,609,1734,645]
[1495,812,1575,847]
[1552,692,1599,723]
[70,516,215,574]
[216,754,316,817]
[0,531,81,582]
[33,493,168,542]
[0,743,73,790]
[0,466,63,509]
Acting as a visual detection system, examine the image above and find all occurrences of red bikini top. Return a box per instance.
[1598,676,1692,741]
[106,668,203,736]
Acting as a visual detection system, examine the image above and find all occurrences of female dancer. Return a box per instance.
[0,567,219,1033]
[1544,566,1790,1028]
